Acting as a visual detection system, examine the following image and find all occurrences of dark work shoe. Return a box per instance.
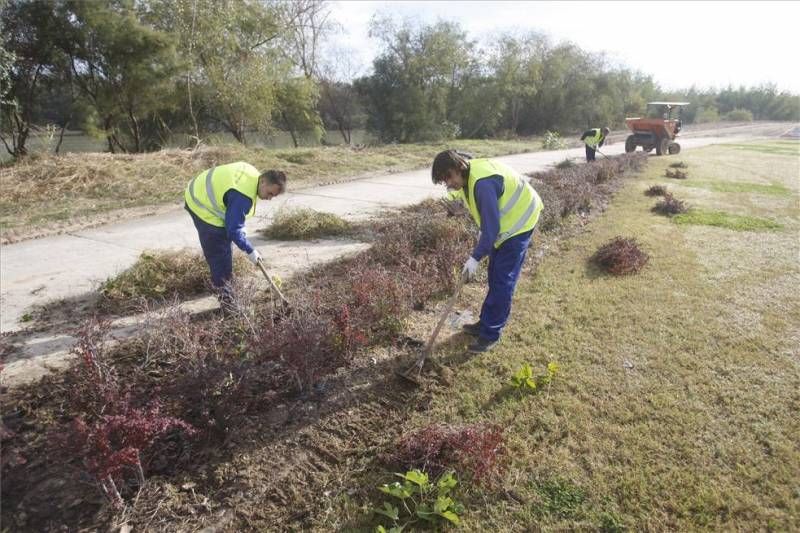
[462,321,481,337]
[468,337,498,354]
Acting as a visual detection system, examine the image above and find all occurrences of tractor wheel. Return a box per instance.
[668,142,681,155]
[656,137,670,156]
[625,135,637,153]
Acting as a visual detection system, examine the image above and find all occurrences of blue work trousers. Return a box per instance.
[585,144,597,161]
[479,230,533,342]
[186,206,233,289]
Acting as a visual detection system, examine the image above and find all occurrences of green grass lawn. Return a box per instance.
[384,141,799,530]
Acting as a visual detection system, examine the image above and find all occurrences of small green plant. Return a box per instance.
[510,364,537,391]
[510,361,559,393]
[373,470,464,531]
[542,130,567,150]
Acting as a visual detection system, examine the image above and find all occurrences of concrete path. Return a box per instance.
[0,134,772,334]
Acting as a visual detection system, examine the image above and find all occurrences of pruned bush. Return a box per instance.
[262,207,351,240]
[665,169,688,179]
[389,423,506,485]
[59,319,196,505]
[591,237,650,275]
[98,250,248,313]
[669,161,688,169]
[653,193,689,215]
[528,153,648,232]
[645,185,668,197]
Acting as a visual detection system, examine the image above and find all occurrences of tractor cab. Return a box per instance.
[625,101,690,155]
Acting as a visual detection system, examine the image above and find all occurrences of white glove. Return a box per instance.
[247,249,262,265]
[462,256,479,279]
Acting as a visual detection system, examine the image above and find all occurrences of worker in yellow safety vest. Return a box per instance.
[431,150,543,353]
[580,126,610,161]
[184,162,286,304]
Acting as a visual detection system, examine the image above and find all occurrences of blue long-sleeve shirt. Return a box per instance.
[469,176,504,261]
[223,189,255,254]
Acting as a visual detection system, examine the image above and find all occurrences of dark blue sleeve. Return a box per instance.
[471,176,503,261]
[223,189,254,254]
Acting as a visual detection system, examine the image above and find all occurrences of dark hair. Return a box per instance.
[260,170,287,192]
[431,150,470,184]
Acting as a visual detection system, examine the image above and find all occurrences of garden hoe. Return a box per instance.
[595,147,611,160]
[256,258,292,313]
[396,272,467,385]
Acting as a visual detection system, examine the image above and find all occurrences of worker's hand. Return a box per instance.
[247,249,262,265]
[462,256,479,279]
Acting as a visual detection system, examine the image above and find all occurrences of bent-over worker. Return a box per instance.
[431,150,543,353]
[184,161,286,305]
[581,126,610,161]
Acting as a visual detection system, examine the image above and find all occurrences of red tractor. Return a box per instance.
[625,101,689,155]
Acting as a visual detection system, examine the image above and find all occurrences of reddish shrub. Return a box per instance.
[528,153,648,231]
[652,193,689,215]
[591,237,650,275]
[390,423,506,485]
[645,185,668,197]
[67,401,196,504]
[665,168,688,179]
[58,318,197,504]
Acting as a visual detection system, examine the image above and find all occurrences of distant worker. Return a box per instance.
[184,161,286,306]
[431,150,543,353]
[580,126,610,162]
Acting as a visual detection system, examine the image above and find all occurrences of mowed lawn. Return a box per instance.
[395,141,799,531]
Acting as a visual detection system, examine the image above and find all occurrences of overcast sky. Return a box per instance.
[326,0,800,93]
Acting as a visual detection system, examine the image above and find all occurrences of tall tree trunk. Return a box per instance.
[55,118,70,154]
[282,110,299,147]
[127,108,141,153]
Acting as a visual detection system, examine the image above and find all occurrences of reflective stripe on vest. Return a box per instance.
[465,159,543,248]
[187,166,225,220]
[496,192,539,244]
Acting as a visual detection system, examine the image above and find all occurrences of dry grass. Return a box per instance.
[0,137,544,239]
[260,207,352,240]
[97,250,250,314]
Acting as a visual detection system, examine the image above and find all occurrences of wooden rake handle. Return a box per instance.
[256,259,290,306]
[422,272,467,357]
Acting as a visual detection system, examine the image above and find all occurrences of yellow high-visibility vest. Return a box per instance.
[184,162,260,227]
[584,128,604,148]
[464,159,543,248]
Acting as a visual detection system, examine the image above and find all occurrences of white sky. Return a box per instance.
[326,0,800,93]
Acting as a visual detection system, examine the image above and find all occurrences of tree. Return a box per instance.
[357,16,476,143]
[488,32,547,134]
[58,0,180,153]
[274,76,323,147]
[0,0,67,157]
[317,45,365,144]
